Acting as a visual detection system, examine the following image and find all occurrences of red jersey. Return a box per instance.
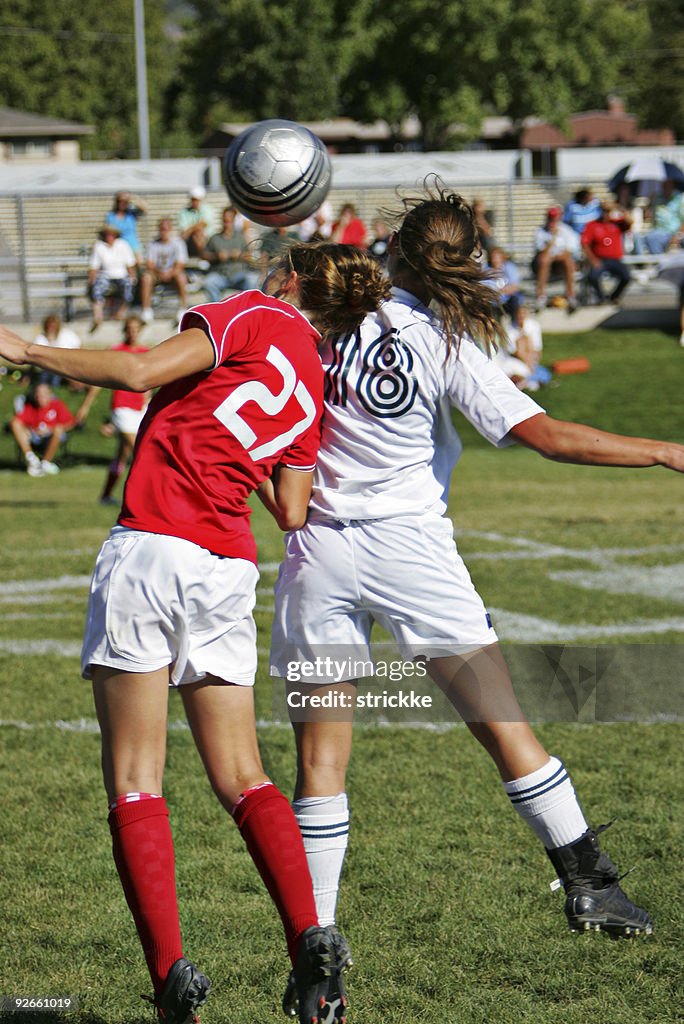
[581,218,626,260]
[334,218,367,247]
[118,291,323,562]
[18,397,74,434]
[111,343,149,411]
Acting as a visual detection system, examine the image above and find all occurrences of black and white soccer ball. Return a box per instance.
[223,119,332,227]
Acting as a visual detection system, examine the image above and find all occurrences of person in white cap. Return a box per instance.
[177,186,217,258]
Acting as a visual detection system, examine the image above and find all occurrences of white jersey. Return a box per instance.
[311,287,543,520]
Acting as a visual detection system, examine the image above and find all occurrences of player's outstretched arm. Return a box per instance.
[0,324,215,391]
[510,412,684,473]
[256,467,314,531]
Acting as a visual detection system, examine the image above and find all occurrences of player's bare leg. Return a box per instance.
[282,685,356,1017]
[92,667,211,1020]
[427,645,652,937]
[182,678,344,1023]
[100,432,136,503]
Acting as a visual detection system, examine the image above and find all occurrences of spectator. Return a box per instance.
[33,314,82,389]
[368,219,392,264]
[581,200,632,305]
[494,303,550,391]
[176,186,217,258]
[202,207,260,302]
[563,188,602,235]
[9,380,75,476]
[88,225,137,331]
[258,225,299,273]
[105,191,148,261]
[634,179,684,255]
[532,206,579,312]
[140,218,188,322]
[298,200,334,242]
[74,316,150,505]
[472,197,496,254]
[331,203,368,248]
[487,246,524,321]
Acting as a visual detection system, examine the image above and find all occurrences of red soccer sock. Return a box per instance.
[232,783,318,964]
[108,795,183,996]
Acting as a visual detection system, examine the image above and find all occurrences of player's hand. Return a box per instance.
[0,325,30,365]
[662,443,684,473]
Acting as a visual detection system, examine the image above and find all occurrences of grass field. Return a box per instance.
[1,325,683,1024]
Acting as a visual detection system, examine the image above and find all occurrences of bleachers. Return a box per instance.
[0,176,644,322]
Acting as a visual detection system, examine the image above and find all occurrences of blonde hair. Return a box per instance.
[392,181,504,356]
[273,242,391,336]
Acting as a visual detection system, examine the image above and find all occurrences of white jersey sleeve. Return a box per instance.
[443,337,543,448]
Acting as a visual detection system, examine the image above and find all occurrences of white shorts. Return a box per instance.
[270,512,498,679]
[82,526,259,686]
[111,406,146,436]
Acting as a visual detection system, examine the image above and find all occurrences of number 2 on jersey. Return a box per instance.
[213,345,316,460]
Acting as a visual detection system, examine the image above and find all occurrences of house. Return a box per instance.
[0,107,94,163]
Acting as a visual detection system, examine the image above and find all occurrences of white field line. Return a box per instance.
[549,564,684,605]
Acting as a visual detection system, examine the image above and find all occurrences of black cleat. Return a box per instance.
[283,926,352,1019]
[143,957,212,1024]
[547,825,653,939]
[292,926,348,1024]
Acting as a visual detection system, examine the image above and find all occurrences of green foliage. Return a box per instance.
[0,0,177,155]
[626,0,684,140]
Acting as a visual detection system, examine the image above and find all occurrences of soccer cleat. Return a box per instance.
[292,925,347,1024]
[143,957,212,1024]
[547,825,653,939]
[283,925,352,1019]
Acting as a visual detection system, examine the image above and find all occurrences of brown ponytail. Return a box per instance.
[391,181,505,356]
[272,242,391,336]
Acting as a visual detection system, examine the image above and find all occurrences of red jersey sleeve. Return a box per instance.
[180,290,267,368]
[54,400,76,428]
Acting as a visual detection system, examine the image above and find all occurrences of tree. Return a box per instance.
[166,0,384,143]
[340,0,651,149]
[0,0,176,156]
[625,0,684,141]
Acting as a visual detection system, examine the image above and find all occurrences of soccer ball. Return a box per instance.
[223,119,332,227]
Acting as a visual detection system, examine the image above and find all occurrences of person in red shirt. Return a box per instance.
[331,203,368,248]
[9,380,75,476]
[581,200,632,304]
[75,315,151,505]
[0,243,389,1024]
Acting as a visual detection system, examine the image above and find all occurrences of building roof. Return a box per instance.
[0,106,94,138]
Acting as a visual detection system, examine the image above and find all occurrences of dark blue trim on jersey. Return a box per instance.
[508,771,569,805]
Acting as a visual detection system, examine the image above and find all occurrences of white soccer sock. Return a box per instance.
[293,793,350,927]
[503,756,588,850]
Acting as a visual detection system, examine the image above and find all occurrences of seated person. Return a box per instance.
[634,179,684,255]
[368,219,392,264]
[176,186,217,258]
[532,207,579,312]
[331,203,368,248]
[494,303,550,391]
[202,207,260,302]
[563,188,602,235]
[9,380,75,476]
[581,200,632,304]
[258,226,299,273]
[298,200,333,242]
[140,218,188,322]
[487,247,524,320]
[88,224,137,331]
[33,314,81,388]
[105,191,148,262]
